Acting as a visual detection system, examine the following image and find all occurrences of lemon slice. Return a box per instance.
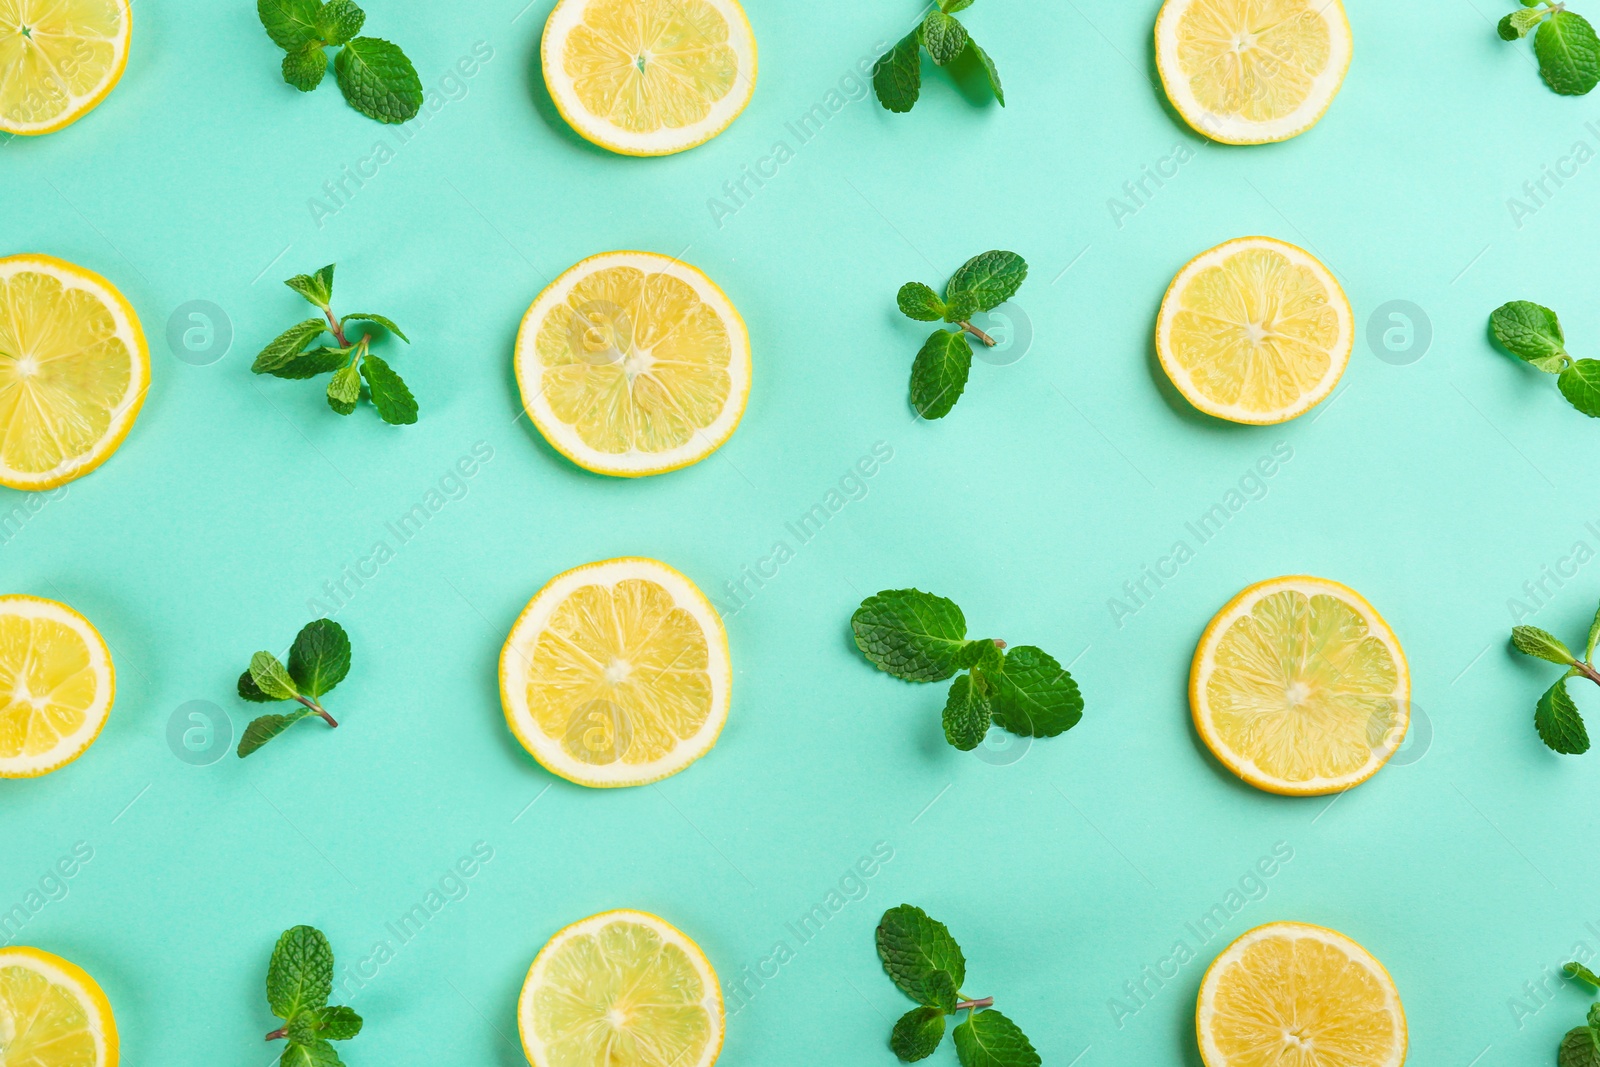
[0,595,115,778]
[0,255,148,490]
[1156,237,1351,424]
[542,0,756,156]
[0,946,119,1066]
[500,557,730,788]
[1191,576,1408,796]
[1155,0,1350,145]
[0,0,131,136]
[519,909,723,1067]
[515,251,750,478]
[1197,922,1406,1067]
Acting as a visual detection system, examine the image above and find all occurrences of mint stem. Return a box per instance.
[1574,661,1600,687]
[294,695,338,727]
[955,997,993,1011]
[993,639,1007,650]
[266,1028,288,1041]
[324,305,348,347]
[959,321,997,347]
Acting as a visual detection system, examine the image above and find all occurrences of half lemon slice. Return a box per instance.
[0,0,131,136]
[1197,922,1406,1067]
[0,946,119,1066]
[1191,576,1408,796]
[0,254,148,489]
[519,909,723,1067]
[515,251,750,477]
[542,0,756,156]
[500,557,730,788]
[0,595,115,778]
[1156,237,1351,424]
[1155,0,1351,145]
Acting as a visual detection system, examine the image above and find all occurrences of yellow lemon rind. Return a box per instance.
[1196,921,1406,1067]
[0,594,116,779]
[514,251,751,478]
[0,945,120,1066]
[499,557,731,788]
[517,909,724,1067]
[1155,236,1351,425]
[541,0,757,156]
[0,0,132,136]
[1154,0,1351,146]
[1190,575,1409,797]
[0,254,149,490]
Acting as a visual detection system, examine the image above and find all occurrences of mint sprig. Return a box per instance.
[265,926,363,1066]
[237,620,352,758]
[1498,2,1600,95]
[1510,600,1600,753]
[257,0,422,122]
[852,589,1082,752]
[897,251,1027,418]
[876,905,1039,1067]
[873,0,1004,112]
[253,265,417,424]
[1490,301,1600,417]
[1559,965,1600,1066]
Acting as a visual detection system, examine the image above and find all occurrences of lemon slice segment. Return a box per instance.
[1191,576,1408,796]
[0,255,148,489]
[0,946,119,1067]
[542,0,756,156]
[0,0,131,136]
[500,558,730,788]
[1156,237,1351,424]
[1198,922,1406,1067]
[515,251,750,478]
[519,910,723,1067]
[1155,0,1350,145]
[0,595,115,778]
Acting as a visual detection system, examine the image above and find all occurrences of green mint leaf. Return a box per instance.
[952,1009,1040,1067]
[359,353,419,425]
[1511,625,1576,664]
[1561,1026,1600,1067]
[239,669,278,703]
[285,265,335,308]
[947,251,1028,312]
[876,904,966,1012]
[943,290,979,324]
[340,312,408,342]
[250,652,300,700]
[1587,599,1600,661]
[964,39,1004,105]
[270,346,352,380]
[874,31,923,113]
[281,1039,344,1067]
[1500,12,1523,39]
[922,11,970,66]
[282,44,328,91]
[1591,1004,1600,1031]
[1559,360,1600,416]
[1537,10,1600,95]
[891,1006,947,1062]
[1489,301,1567,367]
[852,589,970,682]
[258,0,323,50]
[898,283,946,322]
[942,0,977,11]
[942,673,992,750]
[238,710,312,757]
[316,1005,363,1041]
[253,319,329,374]
[318,0,366,46]
[335,37,423,124]
[1566,962,1600,988]
[267,926,334,1019]
[289,619,351,698]
[286,1011,322,1045]
[1536,677,1590,754]
[1510,6,1548,36]
[987,645,1084,737]
[327,364,361,415]
[959,639,1003,674]
[911,329,973,419]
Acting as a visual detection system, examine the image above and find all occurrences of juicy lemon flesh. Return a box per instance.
[1207,590,1400,785]
[564,0,737,133]
[1209,935,1399,1067]
[0,963,98,1067]
[1175,0,1329,122]
[525,578,711,767]
[0,0,122,128]
[0,269,133,476]
[535,266,732,456]
[1169,249,1338,415]
[0,614,97,761]
[533,920,712,1067]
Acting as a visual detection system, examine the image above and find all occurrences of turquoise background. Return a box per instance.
[4,0,1600,1063]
